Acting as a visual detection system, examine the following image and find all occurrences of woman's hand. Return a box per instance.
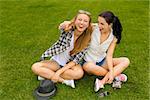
[106,71,114,84]
[51,73,60,83]
[51,61,75,82]
[59,21,71,30]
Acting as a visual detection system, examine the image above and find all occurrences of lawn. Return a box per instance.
[0,0,149,100]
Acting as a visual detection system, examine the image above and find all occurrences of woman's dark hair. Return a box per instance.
[99,11,122,44]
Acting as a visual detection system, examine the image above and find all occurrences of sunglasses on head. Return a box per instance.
[78,10,91,16]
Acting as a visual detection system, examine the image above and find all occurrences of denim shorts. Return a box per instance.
[96,58,106,66]
[80,58,106,67]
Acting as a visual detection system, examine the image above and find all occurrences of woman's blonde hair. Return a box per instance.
[65,10,93,55]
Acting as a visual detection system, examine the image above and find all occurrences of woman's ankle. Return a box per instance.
[100,79,105,85]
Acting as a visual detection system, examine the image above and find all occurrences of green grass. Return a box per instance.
[0,0,149,100]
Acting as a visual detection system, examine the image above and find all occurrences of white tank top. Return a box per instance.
[84,25,114,63]
[52,33,74,66]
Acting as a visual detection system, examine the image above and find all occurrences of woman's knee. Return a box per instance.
[73,68,84,79]
[83,62,94,72]
[31,62,43,73]
[123,57,130,65]
[120,57,130,68]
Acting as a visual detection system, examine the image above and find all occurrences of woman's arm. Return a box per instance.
[106,37,117,70]
[51,61,76,82]
[59,21,71,30]
[55,61,76,75]
[106,37,117,83]
[59,21,96,30]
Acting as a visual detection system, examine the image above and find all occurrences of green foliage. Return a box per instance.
[0,0,149,100]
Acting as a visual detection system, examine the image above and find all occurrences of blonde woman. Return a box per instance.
[32,10,93,97]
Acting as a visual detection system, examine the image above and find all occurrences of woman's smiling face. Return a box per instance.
[98,16,111,34]
[74,13,90,33]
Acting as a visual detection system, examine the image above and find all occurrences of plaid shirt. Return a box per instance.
[40,29,88,64]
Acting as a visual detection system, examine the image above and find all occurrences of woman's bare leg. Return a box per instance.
[83,62,108,76]
[31,60,64,82]
[101,57,130,84]
[60,64,84,80]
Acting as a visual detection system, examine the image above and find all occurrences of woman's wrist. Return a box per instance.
[109,69,114,74]
[56,71,61,76]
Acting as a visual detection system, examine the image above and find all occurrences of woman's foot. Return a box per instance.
[94,78,104,92]
[112,74,127,89]
[38,76,45,80]
[115,74,128,82]
[63,80,75,88]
